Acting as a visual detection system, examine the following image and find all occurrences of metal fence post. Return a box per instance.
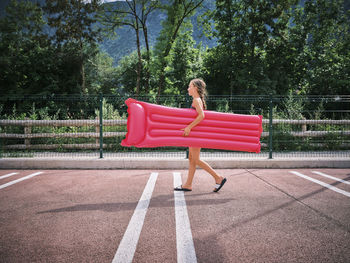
[269,94,273,159]
[185,96,191,159]
[99,93,103,159]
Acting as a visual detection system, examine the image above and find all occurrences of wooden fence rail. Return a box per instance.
[1,119,349,126]
[0,119,127,126]
[0,119,349,150]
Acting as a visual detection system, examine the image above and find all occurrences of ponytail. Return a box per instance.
[191,78,207,110]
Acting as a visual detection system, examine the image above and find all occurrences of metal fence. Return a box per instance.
[0,94,349,159]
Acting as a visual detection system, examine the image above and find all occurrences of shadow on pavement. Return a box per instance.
[37,193,234,214]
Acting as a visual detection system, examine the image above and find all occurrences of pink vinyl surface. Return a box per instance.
[121,98,263,153]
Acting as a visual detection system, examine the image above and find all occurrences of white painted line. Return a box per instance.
[312,171,350,185]
[290,171,350,198]
[0,172,18,180]
[112,172,158,263]
[0,172,43,190]
[173,172,197,263]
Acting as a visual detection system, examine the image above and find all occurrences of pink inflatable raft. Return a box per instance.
[121,98,263,153]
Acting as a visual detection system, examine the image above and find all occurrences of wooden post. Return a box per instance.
[99,93,103,159]
[302,123,307,132]
[24,118,31,149]
[301,119,307,144]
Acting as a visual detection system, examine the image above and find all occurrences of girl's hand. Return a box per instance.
[181,126,191,136]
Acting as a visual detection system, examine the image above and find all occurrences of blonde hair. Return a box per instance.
[191,78,207,110]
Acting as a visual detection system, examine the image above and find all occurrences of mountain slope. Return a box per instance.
[1,0,216,64]
[100,0,217,64]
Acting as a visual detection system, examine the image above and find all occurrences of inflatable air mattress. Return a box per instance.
[121,98,263,153]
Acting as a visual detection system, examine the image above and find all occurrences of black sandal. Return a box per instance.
[213,178,227,192]
[174,185,192,192]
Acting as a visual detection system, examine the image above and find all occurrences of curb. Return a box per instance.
[0,158,349,169]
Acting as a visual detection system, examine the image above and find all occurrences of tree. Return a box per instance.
[44,0,102,94]
[204,0,350,96]
[101,0,160,96]
[299,0,350,95]
[114,50,142,96]
[207,0,297,95]
[136,0,159,94]
[154,0,205,98]
[0,0,52,96]
[84,46,118,94]
[263,1,299,95]
[168,21,205,94]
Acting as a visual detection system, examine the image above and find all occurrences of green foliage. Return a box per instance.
[203,0,298,95]
[1,0,350,100]
[44,0,102,93]
[201,0,350,96]
[114,49,146,95]
[44,0,102,45]
[0,0,50,96]
[94,98,124,120]
[0,0,118,97]
[280,90,305,120]
[84,49,119,94]
[153,0,205,96]
[167,21,205,95]
[299,0,350,95]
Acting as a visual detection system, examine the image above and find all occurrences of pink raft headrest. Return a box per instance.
[121,98,263,153]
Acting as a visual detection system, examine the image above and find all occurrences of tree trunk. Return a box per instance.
[156,0,204,98]
[80,40,86,94]
[143,26,150,94]
[81,62,86,93]
[157,22,182,99]
[158,62,166,100]
[135,24,142,97]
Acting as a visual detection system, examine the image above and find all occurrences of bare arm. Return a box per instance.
[182,98,205,136]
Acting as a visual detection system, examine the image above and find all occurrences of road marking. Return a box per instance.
[173,172,197,263]
[290,171,350,198]
[0,172,43,190]
[112,172,158,263]
[0,172,18,180]
[312,171,350,185]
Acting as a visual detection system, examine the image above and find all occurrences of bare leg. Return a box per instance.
[182,147,200,190]
[196,159,223,184]
[182,147,224,190]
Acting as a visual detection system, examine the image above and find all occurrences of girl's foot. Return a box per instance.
[180,184,192,191]
[215,176,224,185]
[174,185,192,191]
[213,177,227,192]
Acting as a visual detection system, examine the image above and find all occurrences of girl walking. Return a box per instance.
[174,78,227,192]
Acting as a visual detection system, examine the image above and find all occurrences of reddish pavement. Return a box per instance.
[0,169,349,263]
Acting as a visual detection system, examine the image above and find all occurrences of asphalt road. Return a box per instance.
[0,169,349,263]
